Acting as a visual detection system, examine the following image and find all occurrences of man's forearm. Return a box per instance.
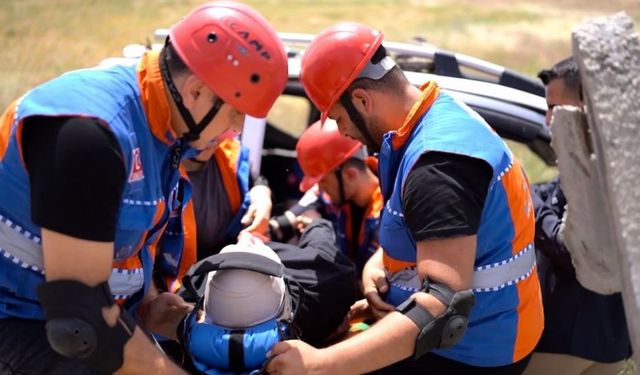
[323,274,449,374]
[320,311,419,374]
[366,247,385,269]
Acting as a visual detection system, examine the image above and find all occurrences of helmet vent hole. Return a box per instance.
[250,74,260,84]
[235,92,241,98]
[207,33,218,43]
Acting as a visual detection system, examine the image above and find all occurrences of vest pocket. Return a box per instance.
[113,202,157,261]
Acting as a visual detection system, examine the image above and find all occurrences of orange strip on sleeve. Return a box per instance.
[0,100,19,161]
[214,139,242,213]
[383,251,416,273]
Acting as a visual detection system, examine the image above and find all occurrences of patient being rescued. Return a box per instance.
[179,219,359,374]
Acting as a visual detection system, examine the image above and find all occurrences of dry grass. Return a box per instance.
[1,0,638,181]
[1,0,637,110]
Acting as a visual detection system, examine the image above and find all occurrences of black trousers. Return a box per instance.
[0,317,101,375]
[372,352,532,375]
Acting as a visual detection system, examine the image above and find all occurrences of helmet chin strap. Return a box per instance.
[161,41,224,142]
[339,93,380,152]
[334,167,347,206]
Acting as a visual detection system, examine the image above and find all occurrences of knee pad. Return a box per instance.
[36,280,136,374]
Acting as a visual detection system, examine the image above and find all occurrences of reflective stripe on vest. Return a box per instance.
[386,244,536,294]
[0,215,146,301]
[0,214,43,272]
[472,243,535,292]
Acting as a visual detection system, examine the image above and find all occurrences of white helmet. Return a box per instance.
[203,236,288,328]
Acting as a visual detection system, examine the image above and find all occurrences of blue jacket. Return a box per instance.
[0,52,189,318]
[378,83,543,366]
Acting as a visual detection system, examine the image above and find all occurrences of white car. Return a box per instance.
[103,30,555,211]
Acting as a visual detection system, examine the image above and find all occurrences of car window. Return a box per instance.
[505,140,557,184]
[267,95,311,138]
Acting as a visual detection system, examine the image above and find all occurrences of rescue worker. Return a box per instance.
[155,131,273,293]
[156,126,272,293]
[0,2,287,374]
[182,131,272,259]
[290,119,383,275]
[524,57,631,375]
[267,22,543,374]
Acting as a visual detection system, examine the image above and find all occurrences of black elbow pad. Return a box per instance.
[396,279,475,359]
[36,280,136,374]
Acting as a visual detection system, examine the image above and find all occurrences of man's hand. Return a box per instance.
[361,253,395,320]
[266,340,332,375]
[138,292,192,340]
[348,298,375,322]
[293,208,322,233]
[116,327,188,375]
[241,185,272,235]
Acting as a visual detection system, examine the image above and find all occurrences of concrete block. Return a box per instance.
[550,107,622,294]
[567,11,640,364]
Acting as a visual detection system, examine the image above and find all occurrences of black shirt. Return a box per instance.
[402,151,493,241]
[187,158,233,258]
[22,116,125,242]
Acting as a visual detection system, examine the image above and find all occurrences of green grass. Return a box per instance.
[1,0,638,181]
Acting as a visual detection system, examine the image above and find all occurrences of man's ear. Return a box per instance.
[350,88,374,115]
[342,165,359,181]
[181,74,205,110]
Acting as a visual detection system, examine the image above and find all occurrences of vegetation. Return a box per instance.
[1,0,638,181]
[2,0,638,109]
[0,3,637,370]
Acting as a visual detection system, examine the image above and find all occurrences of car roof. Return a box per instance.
[110,29,555,165]
[278,32,554,166]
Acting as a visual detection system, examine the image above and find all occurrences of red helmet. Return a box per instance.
[170,1,288,118]
[297,119,363,192]
[300,23,384,124]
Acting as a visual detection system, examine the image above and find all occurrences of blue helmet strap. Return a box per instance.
[226,318,298,374]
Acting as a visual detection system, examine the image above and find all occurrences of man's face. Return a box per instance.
[317,165,362,206]
[328,102,383,152]
[545,78,582,127]
[317,170,342,206]
[187,87,245,150]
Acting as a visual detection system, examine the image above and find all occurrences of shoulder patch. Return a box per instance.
[128,148,144,182]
